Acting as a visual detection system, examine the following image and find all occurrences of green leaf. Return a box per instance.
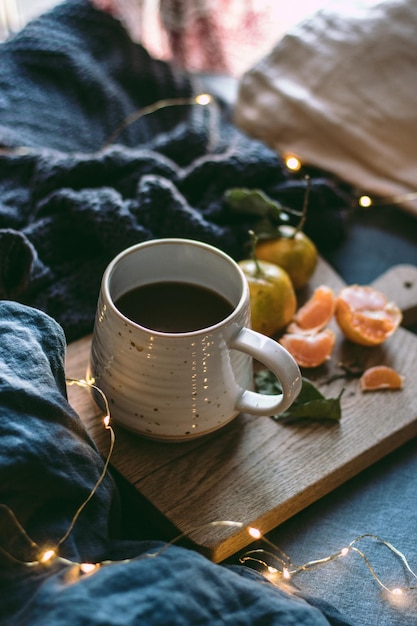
[254,370,344,423]
[254,368,282,395]
[277,392,344,423]
[252,218,284,240]
[224,188,289,223]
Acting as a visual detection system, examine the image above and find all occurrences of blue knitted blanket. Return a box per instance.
[0,0,350,343]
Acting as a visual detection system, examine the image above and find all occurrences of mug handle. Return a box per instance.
[229,327,302,416]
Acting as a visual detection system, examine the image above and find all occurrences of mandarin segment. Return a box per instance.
[288,285,335,334]
[335,285,402,346]
[279,328,336,368]
[360,365,404,391]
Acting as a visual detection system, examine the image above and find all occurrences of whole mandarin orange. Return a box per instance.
[255,225,318,290]
[238,258,297,337]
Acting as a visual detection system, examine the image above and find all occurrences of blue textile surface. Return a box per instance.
[260,439,417,626]
[0,300,351,625]
[0,0,351,343]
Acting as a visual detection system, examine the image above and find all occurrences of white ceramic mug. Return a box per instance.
[89,239,301,441]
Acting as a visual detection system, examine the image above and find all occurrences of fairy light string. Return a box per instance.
[0,93,215,157]
[59,378,115,551]
[1,94,414,210]
[240,533,417,597]
[0,377,416,602]
[0,378,114,569]
[283,152,417,210]
[101,93,213,149]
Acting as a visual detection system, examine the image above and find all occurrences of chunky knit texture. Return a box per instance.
[0,0,351,342]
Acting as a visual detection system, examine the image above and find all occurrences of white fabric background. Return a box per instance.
[234,0,417,217]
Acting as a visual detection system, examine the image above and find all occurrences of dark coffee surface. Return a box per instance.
[115,281,234,332]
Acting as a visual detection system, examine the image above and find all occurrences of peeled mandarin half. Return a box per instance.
[279,328,336,368]
[335,285,402,346]
[287,285,335,334]
[360,365,404,391]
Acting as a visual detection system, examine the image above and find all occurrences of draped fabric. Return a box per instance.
[0,300,352,625]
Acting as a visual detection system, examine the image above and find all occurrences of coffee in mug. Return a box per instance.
[115,281,234,333]
[89,238,301,441]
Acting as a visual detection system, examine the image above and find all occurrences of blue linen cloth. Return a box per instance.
[0,300,352,625]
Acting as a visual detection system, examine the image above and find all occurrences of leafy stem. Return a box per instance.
[248,230,264,277]
[323,358,365,384]
[295,174,311,235]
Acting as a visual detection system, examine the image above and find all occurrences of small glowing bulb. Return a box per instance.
[80,563,98,574]
[40,549,57,564]
[267,566,278,574]
[248,527,262,540]
[340,547,349,557]
[359,195,372,208]
[195,93,212,106]
[283,567,291,580]
[103,415,111,428]
[392,588,403,596]
[285,155,302,171]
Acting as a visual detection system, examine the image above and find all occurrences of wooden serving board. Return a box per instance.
[66,259,417,563]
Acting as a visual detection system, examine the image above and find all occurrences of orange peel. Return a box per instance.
[335,285,402,346]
